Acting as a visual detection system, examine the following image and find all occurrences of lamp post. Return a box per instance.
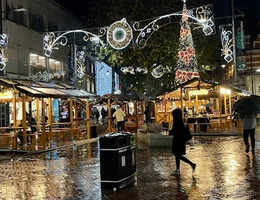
[231,0,237,85]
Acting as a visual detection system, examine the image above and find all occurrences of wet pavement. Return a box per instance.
[0,134,260,199]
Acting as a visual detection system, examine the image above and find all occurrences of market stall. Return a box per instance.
[101,90,147,133]
[156,78,250,133]
[0,77,95,149]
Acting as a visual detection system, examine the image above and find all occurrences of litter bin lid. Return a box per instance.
[103,132,133,137]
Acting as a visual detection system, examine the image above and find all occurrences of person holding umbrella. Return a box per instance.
[233,95,260,153]
[240,113,256,153]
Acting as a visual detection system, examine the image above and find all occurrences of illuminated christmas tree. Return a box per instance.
[175,0,200,84]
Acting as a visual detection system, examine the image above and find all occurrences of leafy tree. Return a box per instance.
[86,0,221,96]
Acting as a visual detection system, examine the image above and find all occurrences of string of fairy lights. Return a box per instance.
[0,1,238,84]
[40,1,218,82]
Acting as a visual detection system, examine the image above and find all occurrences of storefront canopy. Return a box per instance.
[0,77,96,99]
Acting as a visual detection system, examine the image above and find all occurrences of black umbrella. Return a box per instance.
[204,102,214,107]
[233,95,260,114]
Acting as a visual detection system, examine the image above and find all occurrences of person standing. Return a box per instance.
[144,106,150,124]
[113,105,126,132]
[169,108,196,175]
[241,113,256,153]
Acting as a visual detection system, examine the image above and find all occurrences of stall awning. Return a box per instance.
[58,89,93,98]
[0,76,97,99]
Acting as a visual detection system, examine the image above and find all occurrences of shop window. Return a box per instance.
[91,80,95,93]
[49,59,63,81]
[30,53,46,75]
[86,78,90,92]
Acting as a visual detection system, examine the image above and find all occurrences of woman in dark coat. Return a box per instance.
[169,108,196,175]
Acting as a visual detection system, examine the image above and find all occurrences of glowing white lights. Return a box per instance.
[32,70,66,81]
[220,25,233,63]
[175,1,200,84]
[120,66,148,75]
[134,4,215,48]
[76,47,86,78]
[43,30,104,57]
[220,87,231,95]
[0,34,8,71]
[107,18,133,50]
[151,64,170,78]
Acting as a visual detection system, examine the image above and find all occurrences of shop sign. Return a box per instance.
[189,89,208,96]
[0,91,12,99]
[237,56,247,70]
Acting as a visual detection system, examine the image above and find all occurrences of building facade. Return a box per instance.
[2,0,91,86]
[222,34,260,95]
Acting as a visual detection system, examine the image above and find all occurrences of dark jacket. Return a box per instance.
[169,126,186,155]
[169,109,187,155]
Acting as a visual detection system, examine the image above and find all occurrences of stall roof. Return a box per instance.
[0,76,96,99]
[157,78,218,97]
[58,89,94,98]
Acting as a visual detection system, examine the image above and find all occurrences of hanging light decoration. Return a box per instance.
[107,18,133,50]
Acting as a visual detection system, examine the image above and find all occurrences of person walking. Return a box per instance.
[113,105,126,132]
[169,108,196,175]
[241,113,257,153]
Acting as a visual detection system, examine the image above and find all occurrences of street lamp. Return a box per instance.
[231,0,237,85]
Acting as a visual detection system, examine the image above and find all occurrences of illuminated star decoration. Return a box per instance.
[175,1,200,84]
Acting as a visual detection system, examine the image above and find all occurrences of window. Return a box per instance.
[91,63,94,74]
[29,13,44,32]
[49,59,63,81]
[86,78,90,92]
[4,3,27,27]
[91,80,95,93]
[29,53,46,75]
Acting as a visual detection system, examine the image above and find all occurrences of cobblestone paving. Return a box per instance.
[0,135,260,199]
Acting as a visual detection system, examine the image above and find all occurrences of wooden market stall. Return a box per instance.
[101,90,147,134]
[0,77,95,149]
[155,78,245,133]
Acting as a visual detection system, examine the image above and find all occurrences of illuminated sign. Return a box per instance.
[220,88,231,95]
[0,91,12,99]
[189,89,208,96]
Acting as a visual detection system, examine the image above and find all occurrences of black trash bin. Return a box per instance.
[99,132,136,189]
[90,125,97,138]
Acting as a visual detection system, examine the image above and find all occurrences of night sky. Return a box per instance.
[54,0,260,36]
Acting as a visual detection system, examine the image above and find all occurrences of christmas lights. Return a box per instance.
[0,34,8,71]
[107,18,133,50]
[43,30,105,57]
[175,1,200,84]
[32,70,66,81]
[134,4,215,48]
[220,25,233,63]
[151,64,170,78]
[76,47,86,78]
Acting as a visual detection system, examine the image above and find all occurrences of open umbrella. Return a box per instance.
[204,102,214,107]
[233,95,260,114]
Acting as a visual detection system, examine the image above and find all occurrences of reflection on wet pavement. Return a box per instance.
[0,136,260,199]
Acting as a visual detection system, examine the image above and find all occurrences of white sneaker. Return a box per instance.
[171,170,180,175]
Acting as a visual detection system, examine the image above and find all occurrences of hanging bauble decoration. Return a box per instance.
[107,18,133,50]
[151,64,170,78]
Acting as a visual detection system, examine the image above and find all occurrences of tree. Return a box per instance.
[86,0,221,95]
